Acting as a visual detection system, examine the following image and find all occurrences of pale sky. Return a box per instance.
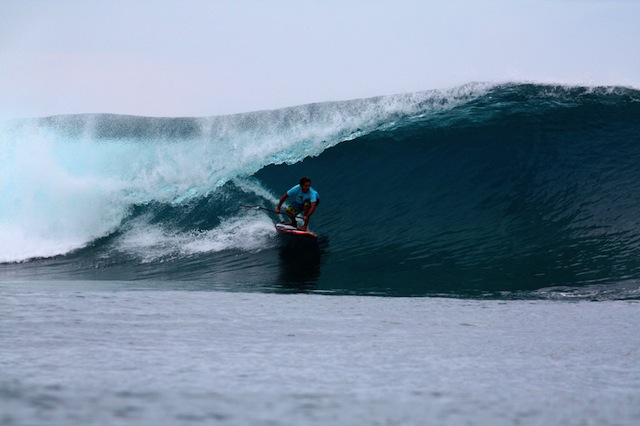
[1,0,639,118]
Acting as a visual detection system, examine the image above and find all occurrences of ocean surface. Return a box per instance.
[2,82,640,424]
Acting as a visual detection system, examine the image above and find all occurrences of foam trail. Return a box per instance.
[114,214,277,263]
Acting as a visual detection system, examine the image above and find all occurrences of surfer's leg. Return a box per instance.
[298,202,311,231]
[284,214,296,226]
[285,205,301,226]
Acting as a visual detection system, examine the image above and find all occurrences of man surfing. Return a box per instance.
[275,176,320,231]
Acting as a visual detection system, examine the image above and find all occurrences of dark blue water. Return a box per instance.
[2,83,640,299]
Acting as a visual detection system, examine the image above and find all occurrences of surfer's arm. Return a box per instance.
[304,201,317,220]
[275,193,288,214]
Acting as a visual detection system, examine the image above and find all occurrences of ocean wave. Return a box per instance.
[2,82,640,299]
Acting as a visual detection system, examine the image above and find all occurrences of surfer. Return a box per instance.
[275,177,319,231]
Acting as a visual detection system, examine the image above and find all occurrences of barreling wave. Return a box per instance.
[2,82,640,299]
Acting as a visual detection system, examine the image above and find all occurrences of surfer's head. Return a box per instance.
[299,176,311,192]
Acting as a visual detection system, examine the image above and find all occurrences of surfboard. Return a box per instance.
[275,223,318,239]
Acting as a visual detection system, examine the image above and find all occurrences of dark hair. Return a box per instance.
[299,176,311,185]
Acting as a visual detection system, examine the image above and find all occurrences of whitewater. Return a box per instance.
[0,84,488,264]
[2,82,640,425]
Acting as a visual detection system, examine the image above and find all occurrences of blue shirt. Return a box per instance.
[287,184,319,206]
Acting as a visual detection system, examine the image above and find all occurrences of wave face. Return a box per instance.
[2,83,640,299]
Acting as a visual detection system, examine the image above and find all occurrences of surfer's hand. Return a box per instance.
[275,207,281,214]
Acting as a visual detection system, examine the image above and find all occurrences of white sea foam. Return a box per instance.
[0,86,489,262]
[114,214,276,263]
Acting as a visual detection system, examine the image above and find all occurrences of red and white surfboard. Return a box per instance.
[275,223,318,239]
